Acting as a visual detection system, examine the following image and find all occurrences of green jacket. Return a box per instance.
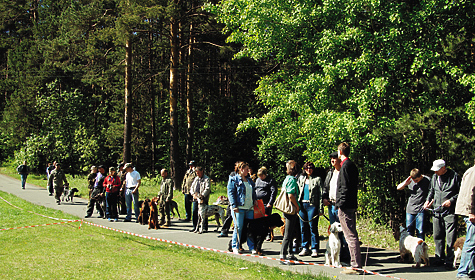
[181,169,196,194]
[159,177,174,201]
[49,169,68,188]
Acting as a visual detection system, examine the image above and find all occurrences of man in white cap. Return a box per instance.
[423,159,461,270]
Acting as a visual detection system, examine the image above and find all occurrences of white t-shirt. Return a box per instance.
[239,181,253,210]
[126,170,141,189]
[329,169,340,201]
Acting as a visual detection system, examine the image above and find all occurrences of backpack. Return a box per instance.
[18,165,27,173]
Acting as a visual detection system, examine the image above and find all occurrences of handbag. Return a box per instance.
[274,188,296,215]
[254,199,266,219]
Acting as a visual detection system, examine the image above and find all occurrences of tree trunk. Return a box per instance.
[149,31,156,176]
[186,7,195,166]
[123,37,132,164]
[169,14,179,186]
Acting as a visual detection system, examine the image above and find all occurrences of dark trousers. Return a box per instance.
[339,208,362,268]
[119,188,127,215]
[184,193,193,220]
[106,192,118,219]
[192,201,207,231]
[280,213,298,258]
[87,189,104,217]
[433,213,457,264]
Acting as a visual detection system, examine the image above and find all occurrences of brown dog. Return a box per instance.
[138,198,151,225]
[454,236,466,268]
[148,197,160,230]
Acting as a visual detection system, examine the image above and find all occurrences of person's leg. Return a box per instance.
[132,191,140,220]
[159,198,166,224]
[457,217,475,277]
[105,192,111,218]
[111,193,118,219]
[433,215,446,262]
[124,189,132,221]
[445,214,457,266]
[307,204,319,251]
[231,209,245,250]
[21,174,27,189]
[165,201,171,225]
[338,208,362,268]
[299,203,310,252]
[192,201,198,230]
[86,197,96,217]
[184,193,192,221]
[244,209,255,251]
[203,203,209,231]
[54,186,62,203]
[406,212,416,237]
[415,212,425,240]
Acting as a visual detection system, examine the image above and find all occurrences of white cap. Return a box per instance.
[431,159,446,171]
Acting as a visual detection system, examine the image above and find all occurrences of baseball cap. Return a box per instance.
[431,159,446,171]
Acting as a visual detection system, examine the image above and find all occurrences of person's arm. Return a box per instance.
[424,178,435,209]
[289,193,299,213]
[267,178,277,208]
[132,178,141,194]
[397,176,412,191]
[168,180,174,201]
[201,177,211,199]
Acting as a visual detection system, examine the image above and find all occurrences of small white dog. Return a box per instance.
[325,222,343,267]
[399,226,430,268]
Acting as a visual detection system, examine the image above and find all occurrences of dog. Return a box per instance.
[227,213,284,255]
[454,236,466,268]
[213,196,229,206]
[399,226,430,268]
[169,199,181,219]
[194,204,225,234]
[61,186,79,202]
[138,198,151,225]
[325,222,343,267]
[148,197,160,230]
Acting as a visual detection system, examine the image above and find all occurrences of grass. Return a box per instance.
[0,190,332,279]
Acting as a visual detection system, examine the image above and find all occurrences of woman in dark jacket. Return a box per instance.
[255,166,278,240]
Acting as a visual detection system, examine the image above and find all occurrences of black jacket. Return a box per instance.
[427,168,460,214]
[336,158,359,209]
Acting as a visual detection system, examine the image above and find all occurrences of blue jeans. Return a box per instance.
[328,205,339,224]
[299,202,319,250]
[20,174,27,189]
[406,212,425,240]
[125,188,140,220]
[231,208,254,250]
[457,217,475,277]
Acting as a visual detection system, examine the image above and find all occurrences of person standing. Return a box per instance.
[396,168,430,240]
[47,162,56,196]
[190,166,211,232]
[337,142,362,275]
[104,167,121,222]
[423,159,460,269]
[297,161,322,258]
[158,168,174,227]
[16,161,30,190]
[123,163,141,222]
[87,166,97,199]
[218,161,242,238]
[48,163,68,205]
[322,152,341,224]
[455,161,475,278]
[181,161,197,222]
[85,165,106,218]
[255,166,278,241]
[228,162,256,254]
[117,163,127,215]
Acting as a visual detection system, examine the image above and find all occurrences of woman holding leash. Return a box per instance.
[297,161,322,257]
[255,166,278,240]
[227,161,257,254]
[279,160,300,265]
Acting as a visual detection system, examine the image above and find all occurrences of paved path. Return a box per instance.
[0,174,457,280]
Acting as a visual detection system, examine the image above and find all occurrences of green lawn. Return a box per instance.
[0,190,332,279]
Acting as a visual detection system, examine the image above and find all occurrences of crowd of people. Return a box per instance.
[15,140,475,278]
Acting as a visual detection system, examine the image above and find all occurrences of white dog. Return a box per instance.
[194,204,225,234]
[453,236,465,268]
[325,222,343,267]
[399,226,430,268]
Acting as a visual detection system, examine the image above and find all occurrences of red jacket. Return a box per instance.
[103,175,121,193]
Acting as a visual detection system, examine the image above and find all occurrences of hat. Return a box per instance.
[329,151,339,158]
[431,159,446,171]
[189,160,196,166]
[124,163,133,169]
[98,165,105,170]
[90,165,96,170]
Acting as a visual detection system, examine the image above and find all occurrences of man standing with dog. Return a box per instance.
[336,142,362,275]
[123,163,141,222]
[158,168,174,227]
[48,163,69,205]
[455,160,475,279]
[85,165,106,218]
[423,159,460,270]
[190,166,210,232]
[181,161,197,222]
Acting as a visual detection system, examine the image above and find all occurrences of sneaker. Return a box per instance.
[232,248,240,254]
[124,219,132,222]
[287,255,299,261]
[84,215,91,218]
[311,249,319,257]
[341,268,363,275]
[299,248,310,256]
[114,219,119,222]
[280,257,295,265]
[217,232,228,237]
[251,250,257,255]
[108,218,112,221]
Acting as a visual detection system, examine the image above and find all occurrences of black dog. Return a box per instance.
[228,213,284,255]
[67,188,79,202]
[169,199,181,219]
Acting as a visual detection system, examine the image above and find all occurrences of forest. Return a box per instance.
[1,0,475,229]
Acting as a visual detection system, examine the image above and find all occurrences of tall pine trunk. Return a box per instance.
[123,37,132,164]
[169,13,179,186]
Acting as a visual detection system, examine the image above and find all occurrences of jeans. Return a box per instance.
[299,202,319,250]
[125,188,140,220]
[406,211,425,240]
[328,205,339,224]
[231,208,254,250]
[457,217,475,277]
[20,174,27,189]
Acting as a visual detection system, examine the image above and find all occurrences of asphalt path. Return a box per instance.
[0,174,458,280]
